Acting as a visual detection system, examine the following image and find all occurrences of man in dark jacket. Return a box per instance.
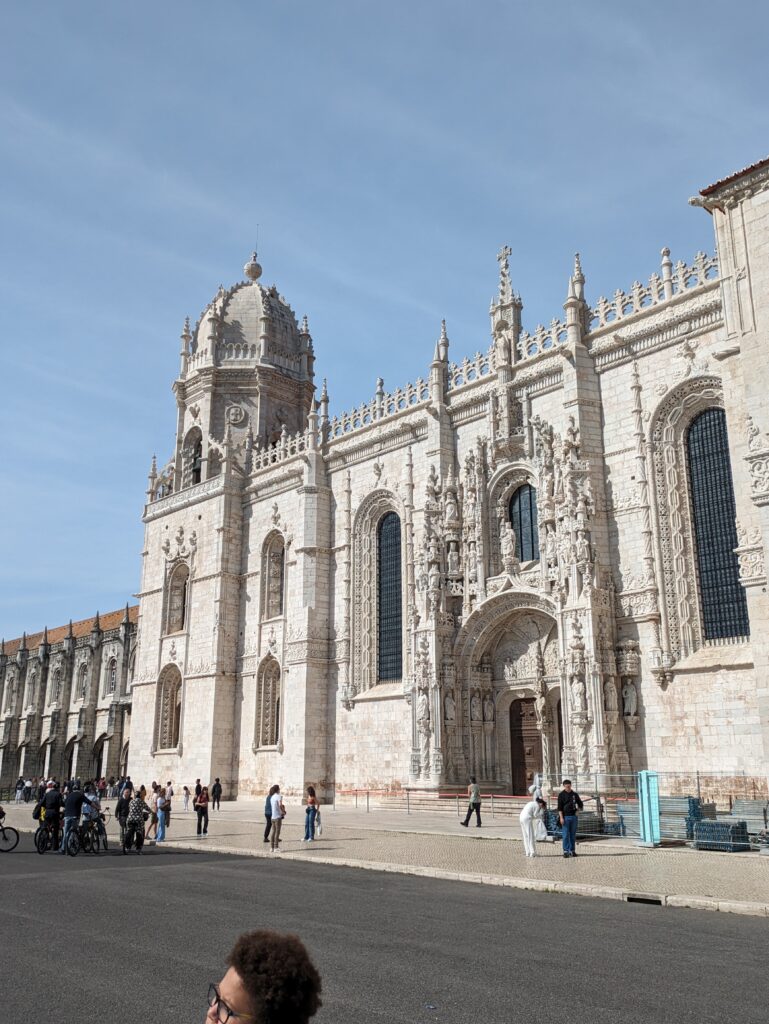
[557,780,584,858]
[211,778,223,811]
[60,782,91,854]
[41,782,63,850]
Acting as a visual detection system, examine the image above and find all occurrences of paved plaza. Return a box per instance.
[3,799,769,912]
[1,842,768,1023]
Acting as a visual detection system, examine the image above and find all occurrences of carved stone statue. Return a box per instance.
[444,692,456,722]
[417,689,430,726]
[501,522,517,573]
[545,525,557,566]
[445,487,459,524]
[570,674,587,715]
[470,692,482,722]
[604,679,618,714]
[622,680,638,717]
[575,529,590,564]
[483,693,495,722]
[447,542,460,577]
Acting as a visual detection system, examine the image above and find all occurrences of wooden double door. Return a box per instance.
[510,698,543,795]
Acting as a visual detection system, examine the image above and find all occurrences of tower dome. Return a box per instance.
[188,254,313,382]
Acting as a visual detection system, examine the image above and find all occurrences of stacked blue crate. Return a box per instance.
[693,819,750,852]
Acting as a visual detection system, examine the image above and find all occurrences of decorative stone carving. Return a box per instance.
[622,680,638,718]
[734,523,766,587]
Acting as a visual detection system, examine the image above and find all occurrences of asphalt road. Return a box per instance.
[0,838,767,1023]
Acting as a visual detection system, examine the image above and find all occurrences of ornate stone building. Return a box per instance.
[6,156,769,798]
[0,608,137,786]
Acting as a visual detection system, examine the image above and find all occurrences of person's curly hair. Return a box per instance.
[227,930,322,1024]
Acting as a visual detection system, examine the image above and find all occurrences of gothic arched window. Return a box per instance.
[182,427,203,487]
[686,408,749,640]
[107,659,117,695]
[157,665,182,749]
[166,562,190,633]
[509,484,539,562]
[77,663,88,700]
[256,659,281,747]
[377,512,402,682]
[263,535,285,620]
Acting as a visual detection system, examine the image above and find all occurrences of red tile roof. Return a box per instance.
[2,605,138,657]
[700,155,769,196]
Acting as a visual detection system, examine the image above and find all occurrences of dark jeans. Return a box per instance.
[212,797,220,810]
[263,814,272,842]
[562,815,578,854]
[463,802,482,826]
[197,808,209,835]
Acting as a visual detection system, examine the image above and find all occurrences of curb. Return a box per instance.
[160,838,769,918]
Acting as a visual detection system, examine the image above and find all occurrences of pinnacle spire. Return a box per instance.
[244,250,262,282]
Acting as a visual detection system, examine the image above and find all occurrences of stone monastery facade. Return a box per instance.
[3,156,769,797]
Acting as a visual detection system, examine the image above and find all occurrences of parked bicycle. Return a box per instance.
[35,815,60,855]
[0,808,20,852]
[66,816,108,857]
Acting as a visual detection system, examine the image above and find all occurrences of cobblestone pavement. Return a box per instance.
[4,800,768,909]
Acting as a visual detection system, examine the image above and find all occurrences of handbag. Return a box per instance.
[32,802,41,821]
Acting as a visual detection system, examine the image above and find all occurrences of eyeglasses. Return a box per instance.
[207,983,255,1023]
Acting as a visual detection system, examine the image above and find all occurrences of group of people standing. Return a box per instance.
[263,785,321,852]
[459,774,585,858]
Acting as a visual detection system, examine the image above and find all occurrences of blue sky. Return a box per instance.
[1,2,768,640]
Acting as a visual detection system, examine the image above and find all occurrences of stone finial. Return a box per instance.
[319,378,330,426]
[573,252,585,301]
[244,250,262,282]
[67,619,74,638]
[436,319,450,362]
[497,244,513,304]
[42,626,48,645]
[122,603,130,624]
[93,612,101,632]
[20,631,27,651]
[181,316,191,344]
[300,314,310,335]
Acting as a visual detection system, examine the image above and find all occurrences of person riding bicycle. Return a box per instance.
[41,781,63,850]
[82,783,107,843]
[124,792,150,852]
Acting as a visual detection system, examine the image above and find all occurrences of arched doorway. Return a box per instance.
[93,737,105,780]
[510,698,542,794]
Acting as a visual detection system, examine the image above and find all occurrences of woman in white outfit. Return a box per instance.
[519,798,547,857]
[528,773,550,842]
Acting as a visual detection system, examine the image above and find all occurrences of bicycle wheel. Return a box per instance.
[35,828,51,855]
[80,830,92,854]
[101,831,109,852]
[66,830,80,857]
[0,825,20,852]
[90,831,101,854]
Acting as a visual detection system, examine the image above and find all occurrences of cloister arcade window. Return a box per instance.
[77,664,88,700]
[256,658,281,747]
[686,408,749,640]
[166,562,190,633]
[377,511,402,682]
[156,665,182,750]
[182,427,203,487]
[509,484,540,562]
[263,535,285,619]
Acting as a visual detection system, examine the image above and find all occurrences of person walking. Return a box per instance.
[182,785,191,812]
[211,777,223,811]
[303,786,319,842]
[557,779,584,858]
[263,786,276,843]
[460,776,482,828]
[195,785,210,837]
[14,777,24,803]
[519,797,548,857]
[156,787,167,842]
[23,777,33,803]
[269,785,284,853]
[145,784,159,842]
[165,780,174,829]
[194,778,202,801]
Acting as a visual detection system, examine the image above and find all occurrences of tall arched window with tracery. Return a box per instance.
[263,535,285,620]
[509,483,540,562]
[182,427,203,487]
[106,658,117,695]
[166,562,190,633]
[255,658,281,747]
[377,511,403,682]
[686,408,749,640]
[156,665,182,750]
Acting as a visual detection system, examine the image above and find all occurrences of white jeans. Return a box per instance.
[520,814,537,857]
